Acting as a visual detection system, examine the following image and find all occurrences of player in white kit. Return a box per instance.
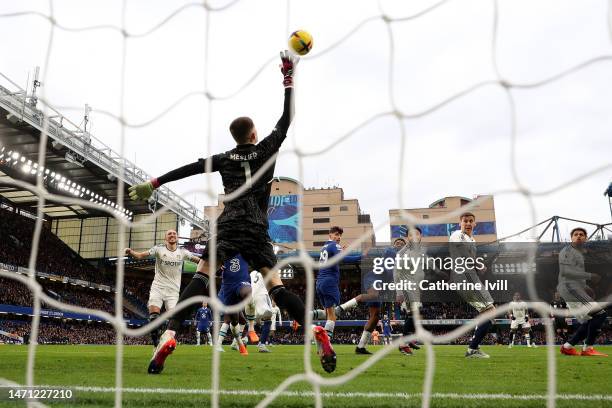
[228,269,277,352]
[508,292,535,348]
[268,301,282,345]
[125,229,200,346]
[247,270,274,352]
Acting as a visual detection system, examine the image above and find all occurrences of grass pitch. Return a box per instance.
[0,344,610,407]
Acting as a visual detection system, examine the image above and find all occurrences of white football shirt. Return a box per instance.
[148,244,192,293]
[510,300,528,320]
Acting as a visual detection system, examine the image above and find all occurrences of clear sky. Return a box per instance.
[1,0,611,242]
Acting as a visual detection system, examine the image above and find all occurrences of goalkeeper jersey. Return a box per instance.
[155,88,293,230]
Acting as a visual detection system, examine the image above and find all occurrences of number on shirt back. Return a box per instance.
[241,162,252,188]
[319,249,328,264]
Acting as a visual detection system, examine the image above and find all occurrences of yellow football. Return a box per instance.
[288,30,313,56]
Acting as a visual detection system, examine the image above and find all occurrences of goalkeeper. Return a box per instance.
[129,51,331,374]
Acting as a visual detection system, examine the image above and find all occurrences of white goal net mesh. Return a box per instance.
[0,1,611,407]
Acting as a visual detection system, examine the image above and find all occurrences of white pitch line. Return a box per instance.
[41,386,612,401]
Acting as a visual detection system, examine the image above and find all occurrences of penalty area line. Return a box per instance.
[43,386,612,401]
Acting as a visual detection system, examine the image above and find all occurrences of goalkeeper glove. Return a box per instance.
[280,50,299,88]
[128,179,158,201]
[525,316,529,322]
[511,315,516,320]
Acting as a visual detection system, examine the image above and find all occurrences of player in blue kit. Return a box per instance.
[381,315,393,345]
[334,237,412,354]
[214,255,252,356]
[195,302,212,346]
[314,226,361,372]
[351,270,385,355]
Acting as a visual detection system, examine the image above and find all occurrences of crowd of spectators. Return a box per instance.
[123,277,152,315]
[0,319,152,345]
[2,316,610,346]
[0,277,136,319]
[0,207,110,284]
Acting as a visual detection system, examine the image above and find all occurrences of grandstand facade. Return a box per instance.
[51,212,178,259]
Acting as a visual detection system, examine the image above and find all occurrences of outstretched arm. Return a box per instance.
[258,50,299,154]
[125,248,151,260]
[128,156,219,201]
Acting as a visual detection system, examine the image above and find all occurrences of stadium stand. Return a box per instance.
[0,206,110,284]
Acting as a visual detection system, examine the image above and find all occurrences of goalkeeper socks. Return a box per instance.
[167,273,210,332]
[269,285,305,325]
[340,298,358,311]
[149,312,161,347]
[218,323,229,346]
[585,311,607,346]
[358,330,372,348]
[525,333,531,346]
[402,315,414,336]
[568,321,589,346]
[324,320,335,340]
[149,312,160,340]
[469,319,492,350]
[510,332,515,346]
[258,320,272,345]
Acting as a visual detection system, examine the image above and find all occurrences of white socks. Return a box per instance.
[358,331,372,348]
[231,323,244,346]
[340,298,358,311]
[324,320,335,339]
[312,309,327,320]
[217,323,229,346]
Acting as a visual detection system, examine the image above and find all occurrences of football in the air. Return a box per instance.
[288,30,313,56]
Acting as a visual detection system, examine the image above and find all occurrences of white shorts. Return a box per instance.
[510,320,531,330]
[148,285,179,310]
[254,294,273,321]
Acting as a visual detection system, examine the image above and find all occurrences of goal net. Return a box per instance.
[0,1,610,407]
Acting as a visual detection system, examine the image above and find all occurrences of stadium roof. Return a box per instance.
[0,112,145,218]
[0,72,207,228]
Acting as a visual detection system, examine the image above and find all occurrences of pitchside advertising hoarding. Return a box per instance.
[182,194,300,272]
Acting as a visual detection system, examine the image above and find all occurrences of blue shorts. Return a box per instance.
[383,329,392,336]
[197,323,210,333]
[362,273,382,307]
[316,278,340,308]
[220,281,251,306]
